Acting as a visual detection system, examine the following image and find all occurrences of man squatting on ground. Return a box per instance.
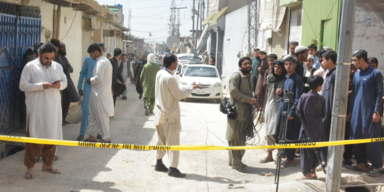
[153,53,201,178]
[20,43,67,179]
[84,43,114,143]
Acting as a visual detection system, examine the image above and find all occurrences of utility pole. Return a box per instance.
[197,0,200,40]
[192,0,196,48]
[325,0,356,191]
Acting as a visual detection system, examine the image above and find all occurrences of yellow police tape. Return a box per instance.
[0,135,383,151]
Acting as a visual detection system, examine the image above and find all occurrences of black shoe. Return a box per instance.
[122,96,127,100]
[168,168,186,178]
[97,134,102,139]
[139,94,142,99]
[155,163,168,172]
[343,159,353,166]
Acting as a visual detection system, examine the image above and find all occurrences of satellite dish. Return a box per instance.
[166,36,180,51]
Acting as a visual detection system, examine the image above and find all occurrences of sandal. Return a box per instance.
[77,135,84,141]
[42,168,61,174]
[368,169,380,177]
[260,157,274,163]
[280,160,297,169]
[84,138,97,142]
[24,172,34,179]
[99,139,111,143]
[347,164,365,172]
[234,166,249,173]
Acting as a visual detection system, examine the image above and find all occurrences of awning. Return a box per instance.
[202,6,229,26]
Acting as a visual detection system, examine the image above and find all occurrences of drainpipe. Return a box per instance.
[325,0,356,191]
[56,5,61,39]
[53,5,57,39]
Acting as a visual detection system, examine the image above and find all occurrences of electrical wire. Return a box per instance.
[60,4,78,41]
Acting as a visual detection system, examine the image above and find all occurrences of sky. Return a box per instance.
[95,0,205,44]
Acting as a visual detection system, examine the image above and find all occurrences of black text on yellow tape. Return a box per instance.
[0,135,383,151]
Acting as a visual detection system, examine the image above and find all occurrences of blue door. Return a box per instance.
[0,3,41,134]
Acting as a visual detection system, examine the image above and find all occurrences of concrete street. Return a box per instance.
[0,84,382,192]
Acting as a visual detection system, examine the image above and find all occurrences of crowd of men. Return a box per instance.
[18,39,383,180]
[228,43,383,179]
[20,40,194,178]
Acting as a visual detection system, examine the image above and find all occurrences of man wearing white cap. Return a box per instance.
[294,45,308,80]
[303,55,318,93]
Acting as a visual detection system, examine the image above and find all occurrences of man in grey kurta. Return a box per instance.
[226,57,255,173]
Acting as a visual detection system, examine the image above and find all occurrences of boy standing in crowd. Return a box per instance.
[296,75,326,180]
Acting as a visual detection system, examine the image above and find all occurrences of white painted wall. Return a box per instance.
[289,6,302,44]
[222,5,248,92]
[58,7,83,89]
[103,22,124,55]
[352,5,384,75]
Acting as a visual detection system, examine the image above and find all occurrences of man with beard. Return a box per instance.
[289,41,299,58]
[135,55,147,99]
[109,48,126,105]
[20,43,67,179]
[294,45,308,80]
[226,57,256,173]
[256,54,277,111]
[58,42,80,125]
[276,56,303,169]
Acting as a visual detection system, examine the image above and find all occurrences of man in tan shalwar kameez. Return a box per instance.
[153,53,201,178]
[227,57,255,173]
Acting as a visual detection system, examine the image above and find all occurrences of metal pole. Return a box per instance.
[325,0,356,191]
[197,0,200,40]
[192,0,196,49]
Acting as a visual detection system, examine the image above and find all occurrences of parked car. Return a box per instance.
[176,54,204,63]
[178,64,222,102]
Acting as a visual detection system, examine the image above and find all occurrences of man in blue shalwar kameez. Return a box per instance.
[347,49,383,177]
[276,56,304,169]
[76,44,100,140]
[320,50,337,167]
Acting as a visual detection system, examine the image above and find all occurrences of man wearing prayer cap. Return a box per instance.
[294,45,308,80]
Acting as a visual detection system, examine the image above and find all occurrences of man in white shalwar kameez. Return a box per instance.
[84,43,114,142]
[19,43,67,179]
[153,53,201,178]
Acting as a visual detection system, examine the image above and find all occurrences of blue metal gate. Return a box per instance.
[0,3,41,134]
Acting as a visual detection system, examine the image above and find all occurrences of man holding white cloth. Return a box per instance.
[154,53,201,178]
